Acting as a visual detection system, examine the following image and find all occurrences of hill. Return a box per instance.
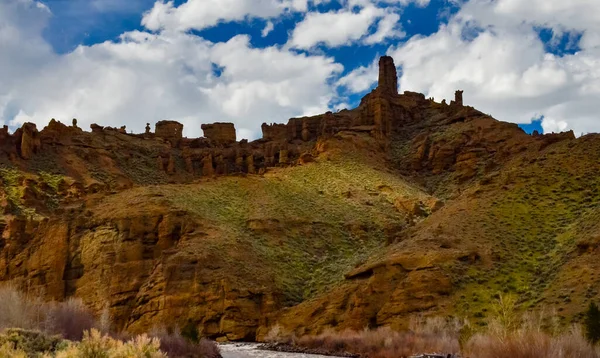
[0,56,595,342]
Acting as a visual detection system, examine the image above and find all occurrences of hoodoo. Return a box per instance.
[377,55,398,96]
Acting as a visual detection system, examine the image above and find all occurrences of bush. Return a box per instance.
[586,301,600,345]
[71,329,166,358]
[0,329,168,358]
[0,286,47,331]
[46,298,96,341]
[180,320,200,344]
[0,328,66,356]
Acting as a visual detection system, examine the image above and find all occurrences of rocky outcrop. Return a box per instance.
[454,90,464,106]
[14,123,41,160]
[202,123,237,145]
[155,120,183,147]
[377,56,398,96]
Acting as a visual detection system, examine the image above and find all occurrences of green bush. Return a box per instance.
[585,301,600,344]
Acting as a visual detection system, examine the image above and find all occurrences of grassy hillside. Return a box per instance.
[92,133,432,305]
[274,129,600,335]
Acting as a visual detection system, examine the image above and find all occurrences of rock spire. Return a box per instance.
[378,56,398,96]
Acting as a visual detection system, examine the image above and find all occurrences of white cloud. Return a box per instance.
[337,59,379,93]
[142,0,308,32]
[385,0,600,135]
[364,12,403,45]
[0,0,343,140]
[288,3,403,49]
[262,21,275,37]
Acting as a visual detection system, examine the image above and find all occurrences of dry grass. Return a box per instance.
[271,317,462,358]
[278,313,600,358]
[0,286,95,340]
[45,299,97,341]
[465,325,600,358]
[0,286,221,357]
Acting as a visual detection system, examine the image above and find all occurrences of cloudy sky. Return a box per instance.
[1,0,598,139]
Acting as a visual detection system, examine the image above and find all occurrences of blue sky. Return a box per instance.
[42,0,450,72]
[1,0,599,139]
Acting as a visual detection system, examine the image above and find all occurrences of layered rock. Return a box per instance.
[155,120,183,147]
[202,123,237,145]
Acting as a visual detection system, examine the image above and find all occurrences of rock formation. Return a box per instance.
[201,123,236,145]
[155,120,183,147]
[455,90,464,106]
[377,56,398,96]
[15,123,41,160]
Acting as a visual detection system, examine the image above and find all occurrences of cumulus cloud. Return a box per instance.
[0,0,343,140]
[288,2,403,49]
[262,21,275,37]
[386,0,600,134]
[142,0,308,32]
[337,59,379,93]
[364,12,403,45]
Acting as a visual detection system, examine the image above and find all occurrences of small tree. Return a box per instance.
[585,301,600,344]
[492,293,518,334]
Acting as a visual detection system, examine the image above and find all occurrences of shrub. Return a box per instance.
[0,286,46,331]
[46,298,96,341]
[0,328,65,357]
[54,329,166,358]
[586,301,600,345]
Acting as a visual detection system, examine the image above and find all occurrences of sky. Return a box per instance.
[1,0,599,140]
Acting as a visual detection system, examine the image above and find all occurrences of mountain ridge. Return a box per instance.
[1,56,591,343]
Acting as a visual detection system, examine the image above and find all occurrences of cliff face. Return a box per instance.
[0,56,590,341]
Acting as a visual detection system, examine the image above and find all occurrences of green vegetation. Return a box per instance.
[0,167,23,212]
[97,156,423,305]
[0,166,68,217]
[451,138,600,325]
[39,172,64,192]
[0,329,165,358]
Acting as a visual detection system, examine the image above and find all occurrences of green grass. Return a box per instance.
[0,167,23,210]
[450,139,600,325]
[97,157,425,305]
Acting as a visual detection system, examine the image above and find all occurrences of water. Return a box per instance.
[219,343,341,358]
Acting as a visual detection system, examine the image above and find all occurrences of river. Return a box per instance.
[219,343,342,358]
